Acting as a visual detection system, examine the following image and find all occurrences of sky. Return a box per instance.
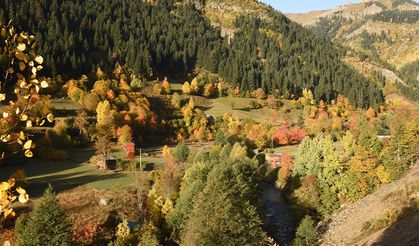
[259,0,359,13]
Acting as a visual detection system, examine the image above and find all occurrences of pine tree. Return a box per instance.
[15,186,73,246]
[293,215,317,246]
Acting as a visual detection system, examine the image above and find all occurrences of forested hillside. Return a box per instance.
[0,0,383,108]
[287,0,419,101]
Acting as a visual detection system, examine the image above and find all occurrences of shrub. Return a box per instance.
[171,92,182,109]
[248,100,261,109]
[362,209,400,233]
[15,185,73,246]
[83,92,101,111]
[162,77,171,94]
[117,125,133,146]
[153,83,162,95]
[173,142,190,162]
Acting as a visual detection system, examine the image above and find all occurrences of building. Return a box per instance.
[265,153,284,169]
[97,157,117,170]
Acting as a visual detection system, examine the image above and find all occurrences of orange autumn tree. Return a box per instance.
[275,154,294,189]
[272,120,308,146]
[0,21,51,220]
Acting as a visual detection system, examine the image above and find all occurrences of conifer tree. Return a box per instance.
[15,186,73,246]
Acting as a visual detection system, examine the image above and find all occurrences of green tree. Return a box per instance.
[15,186,73,246]
[181,158,265,245]
[293,216,317,246]
[173,141,190,162]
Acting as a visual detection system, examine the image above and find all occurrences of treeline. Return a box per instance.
[0,0,383,108]
[397,61,419,100]
[0,0,222,78]
[370,10,419,24]
[219,14,383,108]
[312,16,352,40]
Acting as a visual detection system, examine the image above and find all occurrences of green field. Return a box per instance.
[204,97,301,125]
[0,149,139,197]
[0,144,189,197]
[51,99,82,110]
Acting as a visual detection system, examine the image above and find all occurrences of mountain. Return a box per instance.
[0,0,383,108]
[287,0,419,100]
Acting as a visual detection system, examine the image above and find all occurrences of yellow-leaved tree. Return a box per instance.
[0,20,52,221]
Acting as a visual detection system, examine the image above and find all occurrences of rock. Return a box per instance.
[99,198,110,206]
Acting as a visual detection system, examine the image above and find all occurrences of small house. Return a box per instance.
[97,157,117,170]
[265,153,283,169]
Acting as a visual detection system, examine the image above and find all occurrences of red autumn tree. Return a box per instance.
[273,127,289,145]
[288,128,308,145]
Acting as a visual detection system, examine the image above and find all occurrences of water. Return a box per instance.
[260,182,297,245]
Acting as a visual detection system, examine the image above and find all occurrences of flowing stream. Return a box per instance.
[260,182,297,245]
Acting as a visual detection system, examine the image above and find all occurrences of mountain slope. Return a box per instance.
[319,163,419,246]
[287,0,419,100]
[0,0,383,107]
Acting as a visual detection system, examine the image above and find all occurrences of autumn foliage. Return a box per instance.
[272,123,308,146]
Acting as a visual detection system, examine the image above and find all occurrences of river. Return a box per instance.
[260,182,297,245]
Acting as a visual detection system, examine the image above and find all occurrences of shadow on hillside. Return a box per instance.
[27,171,128,197]
[372,204,419,246]
[0,149,95,179]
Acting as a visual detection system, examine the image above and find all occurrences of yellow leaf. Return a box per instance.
[40,80,48,88]
[35,56,44,64]
[0,93,5,102]
[47,113,54,123]
[15,51,27,61]
[23,140,32,150]
[36,65,43,71]
[16,187,26,195]
[24,150,33,158]
[19,131,25,140]
[1,28,6,38]
[19,32,28,40]
[7,178,15,187]
[0,182,10,191]
[20,114,28,121]
[3,208,13,218]
[18,193,29,204]
[31,67,37,75]
[0,198,10,207]
[19,62,26,71]
[26,120,32,128]
[17,43,26,51]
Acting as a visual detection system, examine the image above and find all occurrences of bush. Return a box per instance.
[173,142,190,162]
[116,159,140,171]
[248,100,261,109]
[15,185,73,246]
[362,209,399,233]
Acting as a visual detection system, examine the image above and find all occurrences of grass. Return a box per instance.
[0,143,182,197]
[272,145,300,155]
[205,97,301,125]
[51,99,82,110]
[0,149,135,197]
